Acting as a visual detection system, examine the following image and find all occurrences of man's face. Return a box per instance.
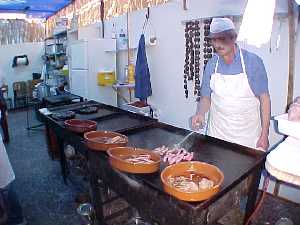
[210,36,235,57]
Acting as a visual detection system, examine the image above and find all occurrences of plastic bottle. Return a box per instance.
[128,64,135,84]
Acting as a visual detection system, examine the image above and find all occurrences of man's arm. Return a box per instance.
[191,96,211,130]
[256,93,271,150]
[191,55,216,130]
[196,96,211,115]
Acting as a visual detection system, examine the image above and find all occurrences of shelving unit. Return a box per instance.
[104,42,155,53]
[43,30,68,95]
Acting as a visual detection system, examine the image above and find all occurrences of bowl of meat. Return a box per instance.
[52,111,75,121]
[64,119,97,133]
[84,131,128,151]
[107,147,161,173]
[161,161,224,202]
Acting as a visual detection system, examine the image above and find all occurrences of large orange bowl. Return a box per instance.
[107,147,161,173]
[84,131,128,151]
[64,119,97,133]
[161,161,224,202]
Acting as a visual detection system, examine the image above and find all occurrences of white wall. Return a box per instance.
[0,42,44,100]
[77,0,300,203]
[98,0,291,146]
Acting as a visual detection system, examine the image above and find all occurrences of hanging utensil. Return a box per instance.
[100,0,104,38]
[142,7,150,34]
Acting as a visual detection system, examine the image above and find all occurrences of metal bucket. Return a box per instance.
[77,203,96,225]
[275,218,294,225]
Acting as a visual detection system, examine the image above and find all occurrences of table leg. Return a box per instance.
[129,88,132,102]
[112,87,129,103]
[243,165,264,225]
[89,173,105,225]
[273,180,281,197]
[57,136,68,184]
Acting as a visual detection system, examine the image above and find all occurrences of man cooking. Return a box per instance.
[191,17,271,151]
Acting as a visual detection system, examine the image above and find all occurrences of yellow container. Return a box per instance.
[128,64,135,84]
[62,69,69,76]
[97,71,116,86]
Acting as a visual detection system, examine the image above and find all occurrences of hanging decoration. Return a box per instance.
[183,21,201,101]
[194,21,201,101]
[46,0,169,37]
[203,19,213,67]
[184,22,194,99]
[183,18,214,102]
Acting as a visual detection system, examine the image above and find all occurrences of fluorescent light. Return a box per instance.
[237,0,276,47]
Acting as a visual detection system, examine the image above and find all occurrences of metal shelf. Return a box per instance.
[53,30,67,37]
[45,52,66,57]
[45,43,64,46]
[112,83,135,88]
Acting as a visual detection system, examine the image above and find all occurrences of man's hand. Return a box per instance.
[191,114,206,131]
[256,134,269,151]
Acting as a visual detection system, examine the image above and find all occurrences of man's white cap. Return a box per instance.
[209,18,235,37]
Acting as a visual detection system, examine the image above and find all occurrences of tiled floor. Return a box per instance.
[6,109,81,225]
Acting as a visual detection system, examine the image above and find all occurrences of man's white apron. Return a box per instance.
[208,48,261,149]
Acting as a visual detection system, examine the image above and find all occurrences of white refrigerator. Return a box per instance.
[69,38,117,106]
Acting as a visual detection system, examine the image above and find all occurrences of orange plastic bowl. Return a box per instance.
[84,131,128,151]
[64,119,97,133]
[161,161,224,202]
[107,147,161,174]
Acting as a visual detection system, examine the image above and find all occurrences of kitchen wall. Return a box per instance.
[99,0,291,147]
[76,0,300,203]
[0,42,44,100]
